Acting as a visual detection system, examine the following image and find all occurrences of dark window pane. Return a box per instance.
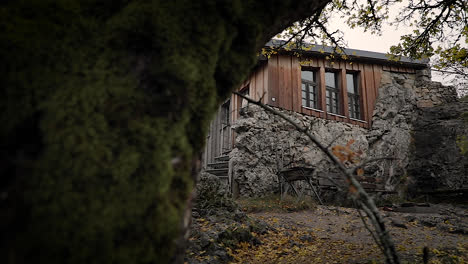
[301,69,319,109]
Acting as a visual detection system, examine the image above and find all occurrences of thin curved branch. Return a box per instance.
[234,92,400,264]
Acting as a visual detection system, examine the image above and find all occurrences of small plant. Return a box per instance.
[459,111,468,123]
[236,194,317,213]
[460,95,468,102]
[456,135,468,156]
[195,173,238,216]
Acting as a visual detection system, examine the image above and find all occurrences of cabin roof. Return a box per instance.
[265,39,428,69]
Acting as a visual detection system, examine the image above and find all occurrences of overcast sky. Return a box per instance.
[328,21,410,53]
[326,7,451,85]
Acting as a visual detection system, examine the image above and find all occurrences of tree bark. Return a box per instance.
[0,1,330,263]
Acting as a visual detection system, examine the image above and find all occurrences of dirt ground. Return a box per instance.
[229,205,468,263]
[185,202,467,264]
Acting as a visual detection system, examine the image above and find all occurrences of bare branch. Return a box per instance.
[234,91,400,264]
[326,131,346,149]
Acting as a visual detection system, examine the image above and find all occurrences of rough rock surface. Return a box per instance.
[408,100,468,193]
[366,71,418,191]
[228,69,462,197]
[413,68,458,108]
[230,105,368,197]
[186,174,270,264]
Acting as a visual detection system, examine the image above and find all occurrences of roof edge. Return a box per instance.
[265,39,428,69]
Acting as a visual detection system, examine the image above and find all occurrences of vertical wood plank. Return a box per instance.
[229,96,236,151]
[372,64,382,100]
[262,63,269,102]
[319,59,326,112]
[212,107,219,158]
[255,65,264,101]
[279,55,292,110]
[278,55,286,109]
[291,56,301,112]
[358,63,369,126]
[268,55,279,106]
[364,63,376,127]
[340,62,349,118]
[205,123,210,165]
[251,69,257,101]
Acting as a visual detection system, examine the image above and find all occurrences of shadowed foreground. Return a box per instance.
[0,1,330,263]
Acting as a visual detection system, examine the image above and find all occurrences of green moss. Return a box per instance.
[0,0,319,263]
[456,135,468,156]
[459,112,468,123]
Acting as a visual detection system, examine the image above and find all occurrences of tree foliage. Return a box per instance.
[276,0,467,70]
[0,1,332,263]
[1,0,467,263]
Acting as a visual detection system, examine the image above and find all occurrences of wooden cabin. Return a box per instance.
[202,41,427,171]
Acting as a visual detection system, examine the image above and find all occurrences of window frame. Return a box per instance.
[297,60,367,126]
[301,67,321,110]
[346,71,362,120]
[325,70,342,115]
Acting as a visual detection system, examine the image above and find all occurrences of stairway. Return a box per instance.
[206,155,229,183]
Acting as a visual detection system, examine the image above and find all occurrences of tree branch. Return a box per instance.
[234,91,400,264]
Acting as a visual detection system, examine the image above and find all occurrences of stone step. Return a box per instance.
[206,168,228,176]
[207,161,229,169]
[214,155,230,162]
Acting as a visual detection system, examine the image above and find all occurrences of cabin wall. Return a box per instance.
[202,62,269,167]
[265,54,417,128]
[232,62,269,124]
[230,68,457,197]
[203,54,422,167]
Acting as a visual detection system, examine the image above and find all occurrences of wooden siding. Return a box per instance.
[203,62,269,167]
[263,54,419,128]
[232,62,269,124]
[203,53,420,166]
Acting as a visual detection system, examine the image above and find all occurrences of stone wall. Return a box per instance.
[408,101,468,193]
[366,71,418,191]
[413,68,458,108]
[230,105,369,197]
[225,68,461,197]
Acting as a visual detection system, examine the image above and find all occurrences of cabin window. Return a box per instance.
[240,86,250,108]
[301,70,319,109]
[325,71,341,114]
[346,72,361,119]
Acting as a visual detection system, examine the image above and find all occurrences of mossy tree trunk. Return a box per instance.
[0,1,329,263]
